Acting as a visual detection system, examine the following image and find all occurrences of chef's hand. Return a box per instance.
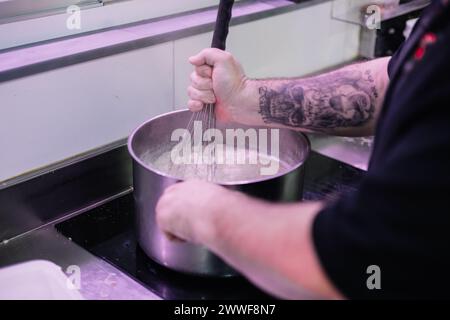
[156,179,238,244]
[188,49,262,125]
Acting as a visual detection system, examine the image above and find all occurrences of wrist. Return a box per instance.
[202,188,245,250]
[230,78,266,126]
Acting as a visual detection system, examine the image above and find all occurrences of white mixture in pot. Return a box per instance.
[141,144,289,183]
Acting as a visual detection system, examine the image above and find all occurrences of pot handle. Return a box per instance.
[211,0,235,50]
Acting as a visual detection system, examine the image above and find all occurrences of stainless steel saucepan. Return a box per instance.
[128,109,310,276]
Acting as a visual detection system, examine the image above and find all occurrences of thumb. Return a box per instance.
[188,48,229,67]
[188,51,205,66]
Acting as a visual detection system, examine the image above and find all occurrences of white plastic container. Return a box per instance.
[0,260,83,300]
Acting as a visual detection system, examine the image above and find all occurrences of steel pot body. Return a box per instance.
[128,109,310,276]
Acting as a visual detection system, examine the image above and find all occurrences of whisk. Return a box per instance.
[186,103,217,181]
[167,0,234,182]
[166,103,217,181]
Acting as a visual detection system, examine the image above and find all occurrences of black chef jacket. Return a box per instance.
[313,0,450,299]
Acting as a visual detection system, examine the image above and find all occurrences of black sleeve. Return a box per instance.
[312,90,450,299]
[387,41,404,79]
[387,17,423,78]
[312,9,450,298]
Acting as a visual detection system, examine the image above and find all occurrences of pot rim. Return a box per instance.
[127,109,311,186]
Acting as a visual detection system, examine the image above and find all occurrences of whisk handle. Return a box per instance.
[211,0,235,50]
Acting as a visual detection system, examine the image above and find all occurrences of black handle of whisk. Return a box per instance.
[211,0,235,50]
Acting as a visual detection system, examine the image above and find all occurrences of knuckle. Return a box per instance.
[197,80,207,89]
[207,93,215,103]
[190,71,196,82]
[156,210,166,227]
[193,90,201,99]
[222,51,232,61]
[199,77,209,87]
[155,198,165,215]
[187,86,196,98]
[205,48,216,56]
[201,48,212,55]
[198,66,208,76]
[211,48,222,55]
[188,100,200,110]
[200,65,211,75]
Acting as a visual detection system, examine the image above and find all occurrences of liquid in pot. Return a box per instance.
[141,144,290,183]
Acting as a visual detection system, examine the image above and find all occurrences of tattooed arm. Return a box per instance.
[188,49,390,137]
[256,59,388,136]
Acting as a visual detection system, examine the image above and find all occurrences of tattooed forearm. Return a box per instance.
[258,68,379,132]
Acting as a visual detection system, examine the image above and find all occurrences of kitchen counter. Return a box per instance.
[309,134,373,171]
[0,222,159,300]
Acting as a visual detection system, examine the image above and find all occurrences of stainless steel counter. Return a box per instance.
[0,224,160,300]
[309,134,372,171]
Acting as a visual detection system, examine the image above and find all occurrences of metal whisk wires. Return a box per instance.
[168,105,217,181]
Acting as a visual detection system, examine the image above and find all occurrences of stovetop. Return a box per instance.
[56,151,364,300]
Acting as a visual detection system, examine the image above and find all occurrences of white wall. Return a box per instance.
[0,1,360,182]
[0,43,174,181]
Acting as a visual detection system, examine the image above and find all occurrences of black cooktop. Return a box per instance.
[56,151,364,300]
